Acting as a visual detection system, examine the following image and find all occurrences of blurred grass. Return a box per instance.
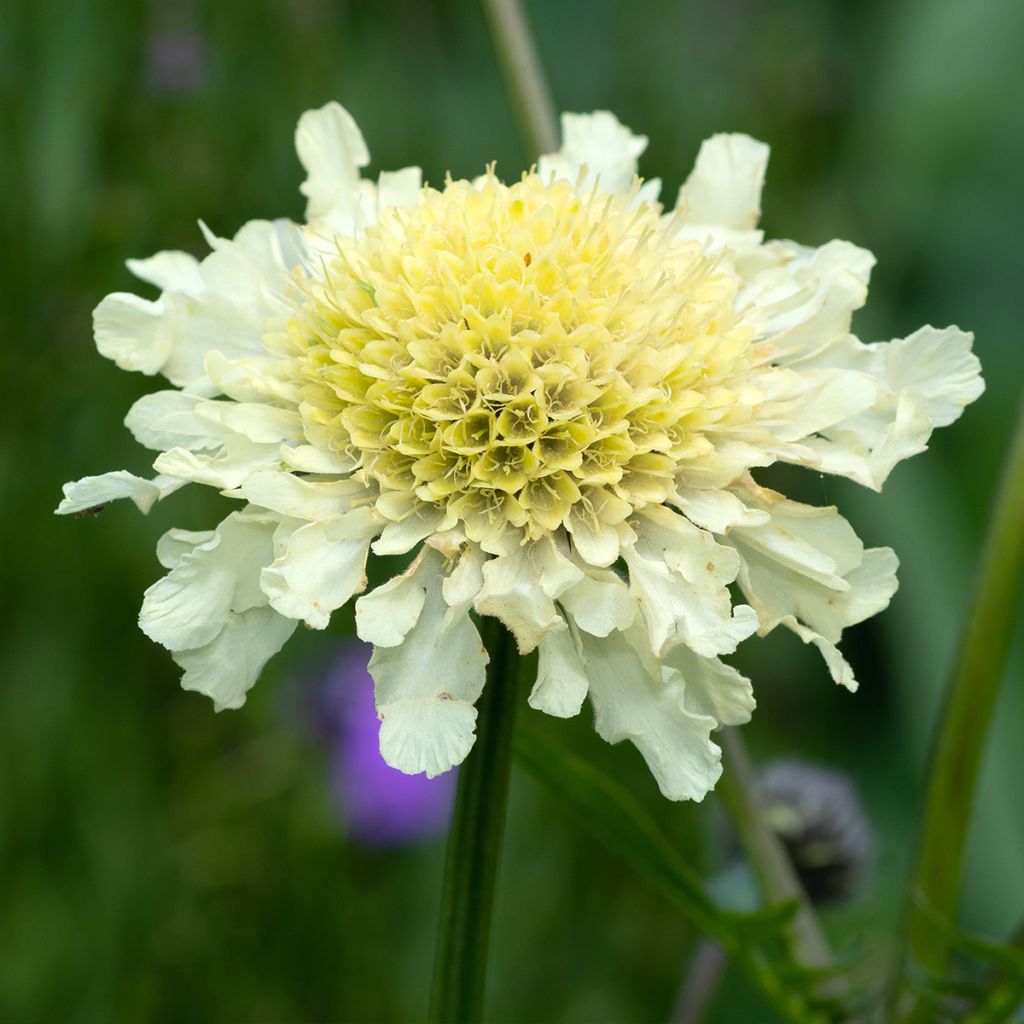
[1,0,1021,1020]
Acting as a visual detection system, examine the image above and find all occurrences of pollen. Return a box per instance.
[287,171,756,543]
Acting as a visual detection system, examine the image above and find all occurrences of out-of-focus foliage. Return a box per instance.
[0,0,1021,1020]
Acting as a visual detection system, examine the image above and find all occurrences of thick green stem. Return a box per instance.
[892,398,1024,1021]
[429,619,519,1023]
[481,0,559,159]
[717,728,835,972]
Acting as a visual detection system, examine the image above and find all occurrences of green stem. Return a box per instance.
[716,728,835,972]
[515,721,828,1023]
[481,0,559,159]
[671,939,728,1024]
[892,398,1024,1021]
[429,618,520,1023]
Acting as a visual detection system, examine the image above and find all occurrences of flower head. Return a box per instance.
[59,104,983,800]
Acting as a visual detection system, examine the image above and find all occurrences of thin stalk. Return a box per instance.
[481,0,559,159]
[671,939,728,1024]
[429,619,520,1023]
[716,728,835,972]
[892,398,1024,1022]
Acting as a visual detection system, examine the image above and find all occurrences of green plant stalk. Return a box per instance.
[515,722,828,1024]
[481,0,559,159]
[893,398,1024,1022]
[672,939,728,1024]
[717,728,835,973]
[428,619,520,1023]
[967,926,1024,1023]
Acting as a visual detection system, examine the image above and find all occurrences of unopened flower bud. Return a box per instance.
[757,759,873,905]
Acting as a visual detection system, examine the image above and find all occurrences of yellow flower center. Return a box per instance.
[287,172,755,543]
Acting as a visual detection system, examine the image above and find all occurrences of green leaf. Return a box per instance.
[900,906,1024,1022]
[514,722,841,1024]
[965,971,1024,1024]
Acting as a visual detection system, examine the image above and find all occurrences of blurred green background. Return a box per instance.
[1,0,1022,1020]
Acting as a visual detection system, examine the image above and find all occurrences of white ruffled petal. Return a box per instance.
[280,444,357,475]
[726,485,899,688]
[623,506,758,659]
[742,240,872,365]
[673,439,774,490]
[671,485,770,533]
[676,133,769,230]
[559,566,635,637]
[153,436,281,490]
[295,101,370,224]
[529,623,589,718]
[55,470,174,515]
[259,507,381,629]
[376,699,479,780]
[739,234,982,489]
[164,223,294,387]
[795,393,934,490]
[782,327,984,489]
[663,646,755,727]
[778,615,857,690]
[442,541,487,607]
[175,606,296,711]
[371,502,458,556]
[126,250,203,292]
[294,102,423,241]
[204,350,300,405]
[93,292,171,377]
[564,518,621,567]
[565,489,632,567]
[473,535,583,652]
[756,367,879,444]
[354,549,432,648]
[882,326,984,428]
[239,470,369,521]
[201,218,302,279]
[376,166,423,213]
[98,221,296,389]
[369,550,489,777]
[139,511,276,651]
[156,528,216,569]
[125,391,227,451]
[539,111,656,199]
[195,401,303,445]
[729,484,863,585]
[584,625,722,801]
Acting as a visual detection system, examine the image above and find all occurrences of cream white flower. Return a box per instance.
[59,104,983,800]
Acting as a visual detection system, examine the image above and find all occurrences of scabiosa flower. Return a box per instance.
[315,644,456,847]
[58,104,983,800]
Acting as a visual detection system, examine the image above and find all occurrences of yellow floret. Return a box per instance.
[286,171,756,542]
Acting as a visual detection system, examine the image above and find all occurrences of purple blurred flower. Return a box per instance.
[314,643,456,848]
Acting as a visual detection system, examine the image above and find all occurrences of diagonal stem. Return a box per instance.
[891,396,1024,1021]
[716,728,835,972]
[481,0,559,159]
[428,618,520,1023]
[671,939,728,1024]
